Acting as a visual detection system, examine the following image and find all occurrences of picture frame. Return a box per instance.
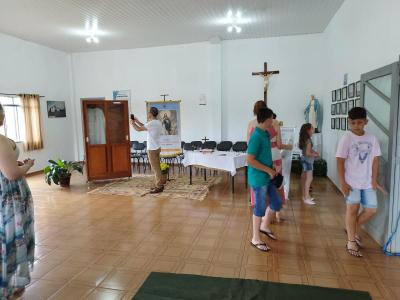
[336,89,342,101]
[342,86,348,100]
[341,118,346,130]
[331,104,336,115]
[331,118,335,129]
[356,81,361,97]
[335,103,341,115]
[332,90,336,102]
[47,101,66,118]
[340,101,348,115]
[335,118,340,130]
[355,98,361,107]
[348,99,354,111]
[348,83,355,98]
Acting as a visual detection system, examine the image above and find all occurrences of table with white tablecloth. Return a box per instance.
[182,151,247,193]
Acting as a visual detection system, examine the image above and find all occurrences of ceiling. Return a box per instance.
[0,0,344,53]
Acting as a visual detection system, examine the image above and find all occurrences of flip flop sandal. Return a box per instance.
[344,229,363,248]
[259,229,277,240]
[250,241,270,252]
[346,241,363,257]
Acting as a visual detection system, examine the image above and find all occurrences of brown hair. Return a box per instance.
[253,100,266,116]
[299,123,312,150]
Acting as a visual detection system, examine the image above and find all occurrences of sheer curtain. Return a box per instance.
[19,94,43,151]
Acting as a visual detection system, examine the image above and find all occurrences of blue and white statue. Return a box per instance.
[304,94,322,133]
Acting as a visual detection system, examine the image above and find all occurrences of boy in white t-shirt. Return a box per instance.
[336,107,381,257]
[130,107,164,193]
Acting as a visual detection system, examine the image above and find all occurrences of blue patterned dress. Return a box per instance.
[0,142,35,299]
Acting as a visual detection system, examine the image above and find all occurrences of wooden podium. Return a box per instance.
[82,100,132,181]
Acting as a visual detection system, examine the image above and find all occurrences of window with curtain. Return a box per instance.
[19,94,44,151]
[0,96,26,142]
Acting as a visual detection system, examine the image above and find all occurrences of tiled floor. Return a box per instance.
[18,170,400,300]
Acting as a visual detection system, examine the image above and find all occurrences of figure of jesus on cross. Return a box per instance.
[252,62,280,104]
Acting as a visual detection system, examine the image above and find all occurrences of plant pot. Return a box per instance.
[59,174,71,188]
[161,173,168,185]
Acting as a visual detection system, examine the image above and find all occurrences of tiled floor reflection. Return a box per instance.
[17,170,400,300]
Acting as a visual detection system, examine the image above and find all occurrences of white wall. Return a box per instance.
[71,42,222,160]
[0,33,74,172]
[221,34,325,141]
[322,0,400,245]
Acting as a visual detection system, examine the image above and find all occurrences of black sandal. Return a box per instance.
[344,229,363,248]
[250,241,270,252]
[259,229,277,240]
[346,240,363,257]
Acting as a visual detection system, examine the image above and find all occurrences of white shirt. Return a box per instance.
[336,131,381,189]
[144,119,162,150]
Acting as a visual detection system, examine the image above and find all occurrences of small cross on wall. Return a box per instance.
[202,136,209,143]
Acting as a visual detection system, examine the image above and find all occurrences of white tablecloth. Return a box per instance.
[182,151,247,176]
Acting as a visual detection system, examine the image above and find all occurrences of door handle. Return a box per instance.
[86,137,89,143]
[126,135,129,141]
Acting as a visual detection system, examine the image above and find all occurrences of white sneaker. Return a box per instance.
[303,198,316,205]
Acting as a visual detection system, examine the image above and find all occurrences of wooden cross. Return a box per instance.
[161,94,169,101]
[252,62,280,104]
[202,136,209,143]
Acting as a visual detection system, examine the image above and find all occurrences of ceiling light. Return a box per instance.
[224,10,244,34]
[84,19,100,44]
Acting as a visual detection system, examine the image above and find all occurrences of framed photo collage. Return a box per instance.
[331,80,361,131]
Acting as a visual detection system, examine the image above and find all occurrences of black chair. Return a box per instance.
[143,141,147,148]
[232,141,248,152]
[202,141,217,150]
[217,141,233,151]
[190,141,203,150]
[131,142,147,173]
[184,143,195,151]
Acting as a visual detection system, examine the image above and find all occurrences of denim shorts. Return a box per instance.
[346,188,378,209]
[300,158,313,172]
[251,183,282,217]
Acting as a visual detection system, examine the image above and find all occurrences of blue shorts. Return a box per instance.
[346,188,378,209]
[252,183,282,217]
[300,158,313,172]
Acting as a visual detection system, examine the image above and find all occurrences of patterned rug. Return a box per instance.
[88,174,222,201]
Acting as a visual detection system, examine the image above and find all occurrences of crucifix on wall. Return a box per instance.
[252,62,280,104]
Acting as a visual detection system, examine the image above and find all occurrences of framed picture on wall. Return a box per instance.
[342,86,348,100]
[356,81,361,97]
[348,83,355,98]
[47,101,66,118]
[355,98,361,107]
[340,102,348,115]
[331,104,336,115]
[335,117,340,129]
[331,118,335,129]
[348,99,354,111]
[332,91,336,102]
[336,89,342,101]
[335,103,341,115]
[341,118,346,130]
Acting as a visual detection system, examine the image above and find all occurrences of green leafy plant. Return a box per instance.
[160,162,170,175]
[44,159,83,186]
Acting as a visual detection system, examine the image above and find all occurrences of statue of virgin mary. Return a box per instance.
[304,95,322,133]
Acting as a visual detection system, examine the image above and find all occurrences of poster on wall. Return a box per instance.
[113,90,131,113]
[146,100,181,153]
[47,101,66,118]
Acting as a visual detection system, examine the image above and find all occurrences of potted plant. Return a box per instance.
[44,159,83,187]
[160,162,170,184]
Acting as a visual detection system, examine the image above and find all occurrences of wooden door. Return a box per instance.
[82,101,108,180]
[106,101,132,178]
